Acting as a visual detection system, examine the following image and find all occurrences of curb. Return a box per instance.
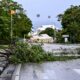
[11,64,21,80]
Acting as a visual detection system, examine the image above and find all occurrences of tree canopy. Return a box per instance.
[39,28,54,38]
[58,5,80,43]
[0,0,32,44]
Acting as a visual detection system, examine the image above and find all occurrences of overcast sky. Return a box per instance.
[16,0,80,30]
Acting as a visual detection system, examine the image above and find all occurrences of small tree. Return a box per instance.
[56,30,63,43]
[39,28,54,38]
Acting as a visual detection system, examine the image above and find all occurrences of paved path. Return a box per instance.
[20,59,80,80]
[42,44,80,52]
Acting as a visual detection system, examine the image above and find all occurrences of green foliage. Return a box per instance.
[56,30,63,43]
[58,5,80,43]
[9,42,45,64]
[0,0,32,44]
[28,45,45,62]
[9,42,80,64]
[0,45,9,49]
[13,13,32,38]
[9,42,30,64]
[51,56,80,61]
[39,28,54,38]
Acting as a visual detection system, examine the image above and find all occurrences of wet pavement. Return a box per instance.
[20,59,80,80]
[42,44,80,53]
[0,64,15,80]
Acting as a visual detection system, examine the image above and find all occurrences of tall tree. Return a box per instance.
[0,0,32,44]
[58,5,80,43]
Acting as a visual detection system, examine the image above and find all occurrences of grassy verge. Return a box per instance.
[43,55,80,61]
[0,45,9,49]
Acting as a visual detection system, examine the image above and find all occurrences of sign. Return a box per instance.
[10,10,15,15]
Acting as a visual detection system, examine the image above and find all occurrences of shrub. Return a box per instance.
[9,42,30,64]
[9,42,46,64]
[9,42,80,64]
[28,45,45,62]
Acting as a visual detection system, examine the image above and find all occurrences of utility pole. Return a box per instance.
[10,14,13,43]
[10,10,15,44]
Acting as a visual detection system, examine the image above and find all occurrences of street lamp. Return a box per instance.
[10,9,21,43]
[10,10,15,44]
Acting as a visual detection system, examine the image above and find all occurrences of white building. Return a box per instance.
[30,24,57,43]
[30,34,53,43]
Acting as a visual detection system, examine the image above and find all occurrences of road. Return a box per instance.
[42,43,80,52]
[19,59,80,80]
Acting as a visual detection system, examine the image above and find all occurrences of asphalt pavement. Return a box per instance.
[19,59,80,80]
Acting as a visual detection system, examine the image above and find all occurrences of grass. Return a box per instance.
[49,56,80,61]
[42,53,80,61]
[0,45,9,49]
